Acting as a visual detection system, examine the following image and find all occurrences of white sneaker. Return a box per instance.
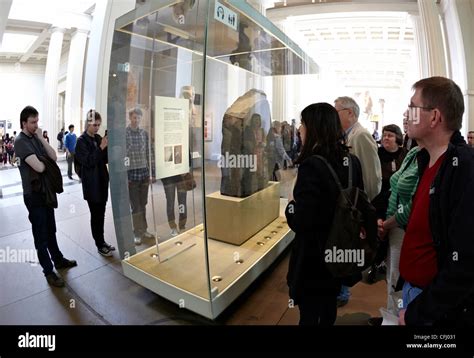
[170,229,179,237]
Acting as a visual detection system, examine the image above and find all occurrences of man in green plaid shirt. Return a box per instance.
[126,108,156,245]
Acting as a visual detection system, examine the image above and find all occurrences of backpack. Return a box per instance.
[314,155,378,282]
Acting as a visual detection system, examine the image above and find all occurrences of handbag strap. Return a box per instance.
[313,155,352,191]
[313,155,355,207]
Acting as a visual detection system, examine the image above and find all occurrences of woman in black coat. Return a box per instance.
[285,103,364,325]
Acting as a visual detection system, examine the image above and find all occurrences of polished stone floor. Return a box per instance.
[0,153,386,325]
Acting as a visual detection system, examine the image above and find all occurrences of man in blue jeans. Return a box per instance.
[15,106,77,287]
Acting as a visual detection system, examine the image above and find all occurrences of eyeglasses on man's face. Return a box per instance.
[406,104,434,123]
[336,108,350,114]
[408,104,434,111]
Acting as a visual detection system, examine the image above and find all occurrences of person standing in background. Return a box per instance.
[281,121,292,168]
[467,131,474,148]
[5,133,15,166]
[57,128,64,152]
[403,114,418,150]
[270,121,292,181]
[64,124,77,180]
[42,130,50,143]
[290,118,297,161]
[0,135,4,167]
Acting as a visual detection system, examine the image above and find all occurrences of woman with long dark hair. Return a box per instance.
[285,103,364,325]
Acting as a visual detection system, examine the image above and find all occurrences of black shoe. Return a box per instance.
[46,272,65,287]
[368,317,383,326]
[98,245,113,257]
[55,258,77,270]
[103,242,116,251]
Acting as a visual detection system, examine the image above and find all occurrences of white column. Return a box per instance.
[438,0,467,134]
[272,76,287,122]
[451,0,474,133]
[412,15,430,79]
[42,27,65,143]
[83,0,135,133]
[64,29,88,133]
[0,0,13,46]
[417,0,447,77]
[271,18,290,123]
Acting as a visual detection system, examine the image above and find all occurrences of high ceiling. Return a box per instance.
[1,0,419,89]
[283,11,417,89]
[270,0,435,8]
[0,19,71,64]
[264,0,421,90]
[0,0,95,65]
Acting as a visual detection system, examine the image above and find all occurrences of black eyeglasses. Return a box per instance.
[408,104,434,111]
[407,104,435,123]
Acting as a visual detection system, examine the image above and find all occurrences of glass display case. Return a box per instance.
[107,0,318,319]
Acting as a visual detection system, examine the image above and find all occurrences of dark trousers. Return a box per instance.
[128,178,149,237]
[24,196,63,276]
[67,153,74,177]
[86,200,106,248]
[298,295,338,326]
[163,181,187,230]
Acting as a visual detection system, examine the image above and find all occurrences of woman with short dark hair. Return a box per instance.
[372,124,407,219]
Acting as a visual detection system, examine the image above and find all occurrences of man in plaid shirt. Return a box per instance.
[126,108,155,245]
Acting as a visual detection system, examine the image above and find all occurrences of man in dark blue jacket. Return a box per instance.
[398,76,474,326]
[75,109,115,257]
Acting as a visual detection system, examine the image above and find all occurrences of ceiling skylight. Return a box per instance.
[0,33,38,53]
[9,0,96,23]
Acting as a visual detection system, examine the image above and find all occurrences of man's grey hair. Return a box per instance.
[335,96,360,119]
[128,107,143,117]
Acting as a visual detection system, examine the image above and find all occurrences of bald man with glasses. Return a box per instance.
[334,96,382,308]
[467,131,474,148]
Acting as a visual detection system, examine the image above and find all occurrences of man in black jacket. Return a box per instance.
[14,106,77,287]
[75,110,115,257]
[398,76,474,326]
